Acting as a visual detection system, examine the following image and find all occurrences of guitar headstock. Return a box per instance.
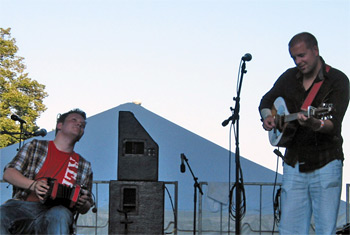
[308,103,334,119]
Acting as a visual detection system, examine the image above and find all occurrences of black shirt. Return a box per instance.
[259,57,349,172]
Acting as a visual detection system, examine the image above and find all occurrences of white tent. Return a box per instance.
[1,103,348,234]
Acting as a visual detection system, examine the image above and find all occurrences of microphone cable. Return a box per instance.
[272,148,283,233]
[228,121,246,222]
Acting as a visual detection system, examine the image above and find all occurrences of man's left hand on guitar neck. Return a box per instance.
[297,113,333,133]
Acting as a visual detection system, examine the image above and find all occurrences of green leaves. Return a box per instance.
[0,28,48,148]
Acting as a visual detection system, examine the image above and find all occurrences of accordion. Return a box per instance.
[42,177,81,209]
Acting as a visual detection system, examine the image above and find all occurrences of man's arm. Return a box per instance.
[3,168,49,200]
[76,193,92,214]
[3,168,35,191]
[76,160,93,214]
[260,108,276,131]
[296,114,334,133]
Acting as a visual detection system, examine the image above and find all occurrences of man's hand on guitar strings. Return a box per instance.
[263,115,276,131]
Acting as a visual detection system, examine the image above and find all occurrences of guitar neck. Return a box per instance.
[284,111,308,122]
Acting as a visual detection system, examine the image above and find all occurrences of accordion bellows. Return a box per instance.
[42,177,81,209]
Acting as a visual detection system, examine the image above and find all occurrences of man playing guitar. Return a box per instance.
[259,32,349,234]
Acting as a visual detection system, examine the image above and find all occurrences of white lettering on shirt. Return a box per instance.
[62,156,79,187]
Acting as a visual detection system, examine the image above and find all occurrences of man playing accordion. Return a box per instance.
[1,109,93,234]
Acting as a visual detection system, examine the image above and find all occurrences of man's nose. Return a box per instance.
[294,57,302,65]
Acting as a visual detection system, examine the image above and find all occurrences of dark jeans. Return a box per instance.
[0,200,73,234]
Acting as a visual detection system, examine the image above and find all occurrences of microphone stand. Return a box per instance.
[222,60,248,234]
[0,129,39,151]
[18,122,25,150]
[182,154,203,235]
[0,129,25,151]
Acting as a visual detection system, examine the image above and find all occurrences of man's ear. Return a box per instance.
[312,45,319,56]
[56,122,63,132]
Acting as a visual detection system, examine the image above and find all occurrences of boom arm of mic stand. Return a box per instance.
[182,155,203,195]
[222,98,240,127]
[0,130,40,138]
[182,154,203,235]
[0,130,26,140]
[0,130,22,135]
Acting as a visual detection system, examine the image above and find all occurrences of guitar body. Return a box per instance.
[269,97,297,147]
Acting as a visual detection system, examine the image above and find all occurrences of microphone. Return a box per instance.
[273,149,285,161]
[11,114,26,124]
[241,53,252,62]
[33,129,47,137]
[222,118,231,127]
[180,153,186,173]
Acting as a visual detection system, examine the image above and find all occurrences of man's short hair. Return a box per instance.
[289,32,318,49]
[55,109,86,135]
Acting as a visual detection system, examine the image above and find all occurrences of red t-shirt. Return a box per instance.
[26,141,80,201]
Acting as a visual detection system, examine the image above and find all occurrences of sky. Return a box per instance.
[1,0,350,200]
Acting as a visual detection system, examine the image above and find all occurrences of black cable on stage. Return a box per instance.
[272,148,283,234]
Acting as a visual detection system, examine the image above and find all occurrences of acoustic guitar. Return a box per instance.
[269,97,333,147]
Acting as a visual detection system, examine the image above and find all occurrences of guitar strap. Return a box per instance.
[300,64,330,111]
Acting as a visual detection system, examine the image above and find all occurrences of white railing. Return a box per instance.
[1,180,349,234]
